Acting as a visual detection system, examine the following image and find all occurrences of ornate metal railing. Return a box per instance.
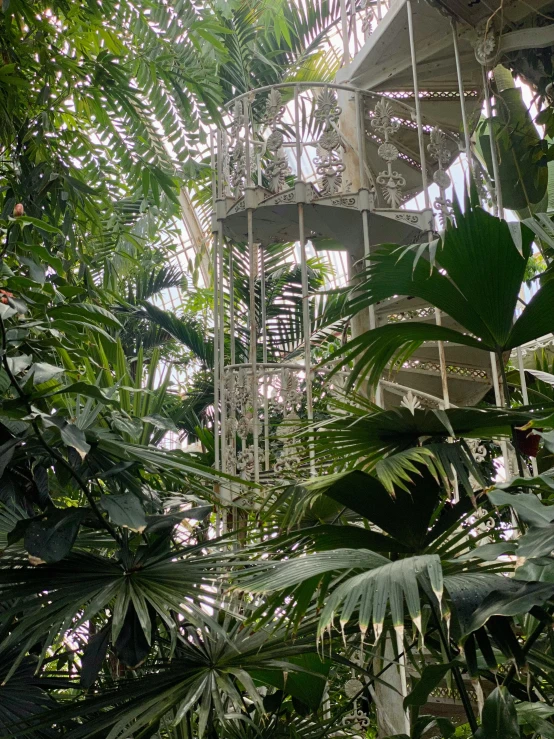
[215,81,460,224]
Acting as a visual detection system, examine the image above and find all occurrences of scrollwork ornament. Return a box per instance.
[427,128,452,169]
[236,448,257,479]
[371,99,405,206]
[344,679,364,699]
[229,99,245,140]
[224,447,237,475]
[370,99,400,139]
[433,169,451,189]
[313,89,345,194]
[275,411,302,474]
[235,370,252,407]
[264,152,290,193]
[428,128,453,223]
[261,89,290,192]
[315,88,342,127]
[377,142,399,162]
[467,438,487,464]
[474,22,497,66]
[262,88,285,131]
[376,170,406,208]
[237,415,253,441]
[266,130,284,151]
[360,0,374,38]
[314,148,345,195]
[226,417,238,439]
[341,709,370,733]
[400,390,422,414]
[221,132,232,197]
[229,140,247,196]
[434,195,453,225]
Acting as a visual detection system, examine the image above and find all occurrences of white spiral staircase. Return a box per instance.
[211,0,554,484]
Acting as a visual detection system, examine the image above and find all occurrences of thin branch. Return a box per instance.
[429,598,478,733]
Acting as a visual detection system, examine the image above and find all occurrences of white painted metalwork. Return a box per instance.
[209,0,553,499]
[210,74,497,486]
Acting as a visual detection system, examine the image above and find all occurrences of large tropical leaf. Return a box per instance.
[327,205,554,389]
[237,548,443,643]
[0,545,222,678]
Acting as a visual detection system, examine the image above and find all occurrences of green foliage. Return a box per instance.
[478,87,548,212]
[328,204,554,390]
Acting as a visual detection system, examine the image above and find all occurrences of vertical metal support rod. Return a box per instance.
[299,203,315,472]
[359,90,381,403]
[244,100,253,187]
[517,345,538,476]
[355,90,366,190]
[396,631,411,736]
[340,0,350,66]
[352,1,359,54]
[294,86,302,181]
[482,66,503,215]
[361,212,374,329]
[517,348,529,406]
[299,204,313,421]
[435,309,451,409]
[211,133,220,474]
[212,234,220,473]
[406,0,430,209]
[247,209,260,483]
[407,0,450,410]
[482,70,514,478]
[229,243,236,366]
[451,21,473,174]
[215,133,226,481]
[218,223,227,482]
[490,351,512,480]
[362,209,380,406]
[260,247,270,470]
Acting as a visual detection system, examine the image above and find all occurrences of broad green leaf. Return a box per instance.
[100,494,147,532]
[317,554,442,641]
[250,653,330,711]
[479,87,547,211]
[111,414,143,439]
[53,382,117,404]
[80,624,110,689]
[518,525,554,558]
[474,687,519,739]
[24,508,88,563]
[145,506,212,532]
[25,362,64,385]
[0,438,18,478]
[17,242,64,275]
[6,354,32,375]
[464,580,554,635]
[49,303,122,330]
[488,490,554,527]
[19,216,62,234]
[141,414,179,432]
[403,661,463,710]
[517,702,554,739]
[60,422,91,458]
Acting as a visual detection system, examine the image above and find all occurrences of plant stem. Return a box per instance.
[429,599,478,733]
[502,619,548,690]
